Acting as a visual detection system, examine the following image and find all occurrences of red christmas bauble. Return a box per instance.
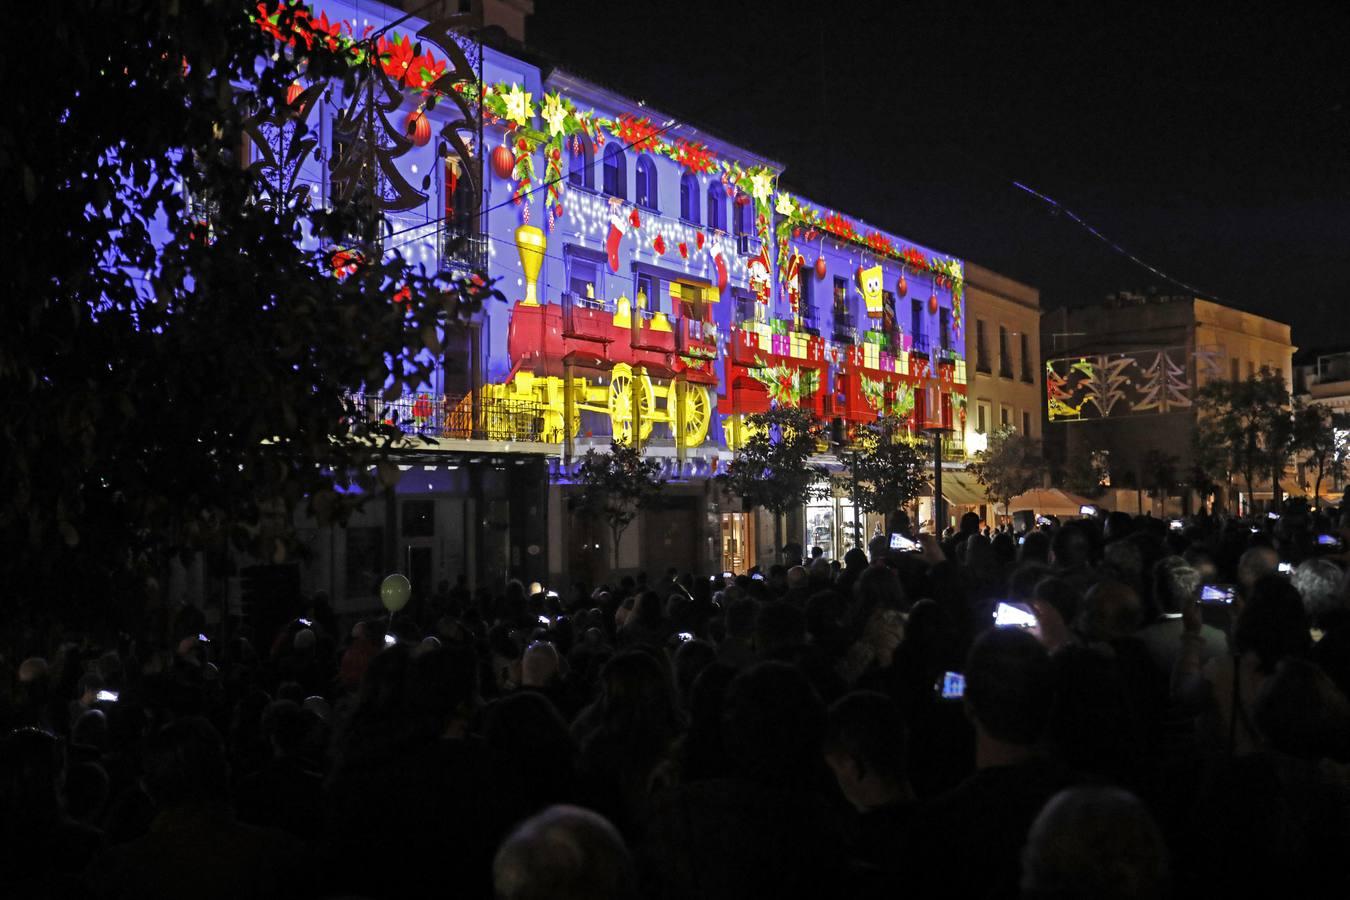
[897,274,908,297]
[491,144,515,179]
[928,293,938,315]
[404,110,431,147]
[814,256,827,280]
[735,191,751,206]
[286,81,305,107]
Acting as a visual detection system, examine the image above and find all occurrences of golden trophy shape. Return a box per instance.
[515,224,546,306]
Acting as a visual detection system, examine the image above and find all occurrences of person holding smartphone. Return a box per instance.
[1173,574,1311,756]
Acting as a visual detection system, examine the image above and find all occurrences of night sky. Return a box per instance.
[528,1,1350,349]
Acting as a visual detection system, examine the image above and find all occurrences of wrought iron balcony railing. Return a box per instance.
[344,391,545,443]
[440,228,489,274]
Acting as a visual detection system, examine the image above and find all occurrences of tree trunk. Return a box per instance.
[1314,466,1325,511]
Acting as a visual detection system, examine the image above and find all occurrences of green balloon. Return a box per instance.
[381,573,411,612]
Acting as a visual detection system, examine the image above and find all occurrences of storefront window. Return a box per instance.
[805,503,836,561]
[837,499,863,554]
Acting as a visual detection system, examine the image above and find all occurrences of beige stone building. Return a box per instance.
[1041,294,1295,514]
[947,264,1043,522]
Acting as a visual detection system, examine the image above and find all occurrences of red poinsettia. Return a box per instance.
[613,114,663,152]
[408,52,446,89]
[821,213,857,241]
[865,232,895,255]
[376,33,417,85]
[671,139,716,173]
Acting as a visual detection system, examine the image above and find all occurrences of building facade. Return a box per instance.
[1041,294,1295,515]
[961,263,1042,521]
[1293,348,1350,505]
[249,0,1033,613]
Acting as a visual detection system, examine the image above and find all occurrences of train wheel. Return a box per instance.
[723,413,760,451]
[682,385,711,448]
[608,363,654,445]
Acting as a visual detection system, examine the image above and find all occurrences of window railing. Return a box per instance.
[344,391,545,443]
[564,291,609,313]
[440,228,488,274]
[910,333,931,356]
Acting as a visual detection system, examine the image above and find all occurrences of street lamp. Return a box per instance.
[923,424,953,535]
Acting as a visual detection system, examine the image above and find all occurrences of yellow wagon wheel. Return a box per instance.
[681,384,711,448]
[723,412,761,451]
[608,363,654,444]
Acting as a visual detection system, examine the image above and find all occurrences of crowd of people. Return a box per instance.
[3,503,1350,899]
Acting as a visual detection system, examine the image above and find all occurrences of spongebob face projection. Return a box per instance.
[860,265,884,317]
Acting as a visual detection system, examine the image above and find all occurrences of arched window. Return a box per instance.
[567,137,594,189]
[680,173,699,224]
[706,181,725,232]
[635,155,658,210]
[602,144,627,199]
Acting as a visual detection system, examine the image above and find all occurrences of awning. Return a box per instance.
[1007,488,1096,515]
[1250,478,1318,500]
[920,470,989,507]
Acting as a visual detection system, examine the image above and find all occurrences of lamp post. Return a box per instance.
[924,425,953,535]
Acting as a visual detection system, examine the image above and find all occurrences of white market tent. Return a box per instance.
[1006,487,1097,516]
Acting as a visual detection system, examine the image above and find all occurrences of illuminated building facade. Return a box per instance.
[255,2,988,606]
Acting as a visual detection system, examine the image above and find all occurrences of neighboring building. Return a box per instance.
[1293,347,1350,505]
[961,263,1042,522]
[1041,293,1295,515]
[244,0,1039,613]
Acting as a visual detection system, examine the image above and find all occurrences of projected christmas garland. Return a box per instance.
[1046,349,1194,422]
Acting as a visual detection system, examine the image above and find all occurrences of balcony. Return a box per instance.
[734,232,762,258]
[632,308,677,352]
[440,228,488,274]
[909,333,931,357]
[561,291,613,342]
[832,310,855,343]
[941,433,965,462]
[677,317,718,358]
[344,391,545,443]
